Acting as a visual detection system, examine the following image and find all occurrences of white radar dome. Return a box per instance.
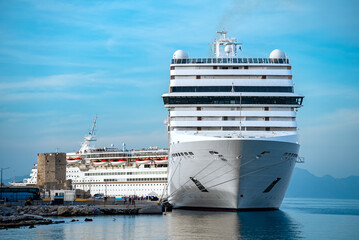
[173,50,189,59]
[269,49,286,59]
[225,45,232,54]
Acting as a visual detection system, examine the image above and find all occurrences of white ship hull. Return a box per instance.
[168,135,299,210]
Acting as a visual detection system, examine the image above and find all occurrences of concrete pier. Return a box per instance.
[0,201,163,229]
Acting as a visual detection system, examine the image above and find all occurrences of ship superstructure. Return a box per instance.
[66,147,168,197]
[66,116,168,197]
[18,116,169,198]
[162,31,304,210]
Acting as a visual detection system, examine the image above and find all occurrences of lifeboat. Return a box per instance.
[136,157,152,164]
[66,156,82,164]
[154,157,168,164]
[110,159,127,165]
[92,159,109,165]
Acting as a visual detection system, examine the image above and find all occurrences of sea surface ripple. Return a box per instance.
[1,198,359,240]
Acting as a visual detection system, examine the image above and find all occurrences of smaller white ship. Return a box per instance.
[17,116,169,198]
[9,164,38,187]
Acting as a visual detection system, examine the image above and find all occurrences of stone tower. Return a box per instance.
[37,152,68,190]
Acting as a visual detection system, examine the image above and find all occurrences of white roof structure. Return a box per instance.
[270,49,286,59]
[173,50,189,59]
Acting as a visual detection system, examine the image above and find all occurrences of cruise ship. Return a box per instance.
[18,116,169,198]
[162,31,304,210]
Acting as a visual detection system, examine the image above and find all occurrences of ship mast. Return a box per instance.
[90,114,97,137]
[210,30,242,58]
[79,115,97,154]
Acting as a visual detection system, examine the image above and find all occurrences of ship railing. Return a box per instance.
[171,57,289,65]
[184,130,292,138]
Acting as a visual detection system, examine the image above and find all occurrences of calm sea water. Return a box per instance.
[1,198,359,240]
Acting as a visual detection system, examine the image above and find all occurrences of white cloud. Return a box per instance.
[0,73,98,90]
[0,111,55,119]
[27,0,139,13]
[0,70,165,101]
[299,83,359,99]
[0,47,94,67]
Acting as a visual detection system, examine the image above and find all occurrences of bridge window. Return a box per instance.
[170,86,293,93]
[163,96,303,105]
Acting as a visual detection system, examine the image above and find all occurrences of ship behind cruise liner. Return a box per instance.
[15,116,169,199]
[162,31,304,210]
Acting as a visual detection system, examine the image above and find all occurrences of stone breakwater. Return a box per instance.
[0,204,162,229]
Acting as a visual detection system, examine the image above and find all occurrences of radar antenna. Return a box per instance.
[209,30,242,58]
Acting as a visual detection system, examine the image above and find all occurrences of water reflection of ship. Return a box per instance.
[237,210,302,239]
[166,210,301,239]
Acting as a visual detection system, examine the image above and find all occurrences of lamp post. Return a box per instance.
[1,167,10,200]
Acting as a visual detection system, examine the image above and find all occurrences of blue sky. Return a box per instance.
[0,0,358,179]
